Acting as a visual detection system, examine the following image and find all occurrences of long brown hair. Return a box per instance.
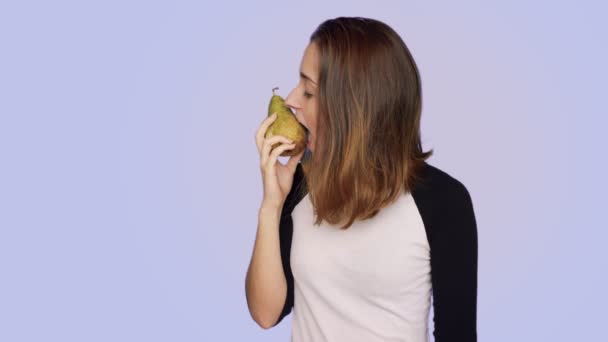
[300,16,433,230]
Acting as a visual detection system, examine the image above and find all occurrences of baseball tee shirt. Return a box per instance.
[272,161,478,342]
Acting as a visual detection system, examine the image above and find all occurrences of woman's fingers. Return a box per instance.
[287,148,305,172]
[266,142,296,168]
[255,113,277,152]
[261,135,294,165]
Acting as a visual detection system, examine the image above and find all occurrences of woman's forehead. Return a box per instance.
[300,43,319,84]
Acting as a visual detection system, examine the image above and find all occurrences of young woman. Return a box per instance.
[246,16,478,342]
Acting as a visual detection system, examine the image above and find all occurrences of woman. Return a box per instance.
[246,16,478,342]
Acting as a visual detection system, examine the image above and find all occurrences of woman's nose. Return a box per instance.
[284,90,298,110]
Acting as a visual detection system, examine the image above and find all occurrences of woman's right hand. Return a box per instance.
[255,112,305,209]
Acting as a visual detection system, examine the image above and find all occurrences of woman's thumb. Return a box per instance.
[287,149,305,172]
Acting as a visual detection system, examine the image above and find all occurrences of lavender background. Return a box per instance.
[1,0,606,341]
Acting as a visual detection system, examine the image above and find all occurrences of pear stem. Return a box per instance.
[272,87,279,95]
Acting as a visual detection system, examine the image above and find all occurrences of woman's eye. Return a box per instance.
[303,91,313,99]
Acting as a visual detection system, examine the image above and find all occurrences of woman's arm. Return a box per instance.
[245,163,305,329]
[245,203,289,329]
[430,179,478,341]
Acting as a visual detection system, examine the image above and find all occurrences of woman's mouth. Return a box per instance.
[297,119,311,148]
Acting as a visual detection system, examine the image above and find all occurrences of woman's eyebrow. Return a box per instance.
[300,71,318,86]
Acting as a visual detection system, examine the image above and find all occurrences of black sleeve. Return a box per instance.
[271,213,295,327]
[430,179,478,341]
[271,163,305,327]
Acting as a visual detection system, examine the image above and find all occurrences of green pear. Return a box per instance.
[265,87,308,157]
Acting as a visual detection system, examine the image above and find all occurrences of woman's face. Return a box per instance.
[285,42,319,152]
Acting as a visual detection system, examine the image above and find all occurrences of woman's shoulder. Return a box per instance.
[280,162,309,219]
[414,161,473,203]
[412,161,477,235]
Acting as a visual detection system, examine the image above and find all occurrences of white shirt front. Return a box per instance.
[290,191,432,342]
